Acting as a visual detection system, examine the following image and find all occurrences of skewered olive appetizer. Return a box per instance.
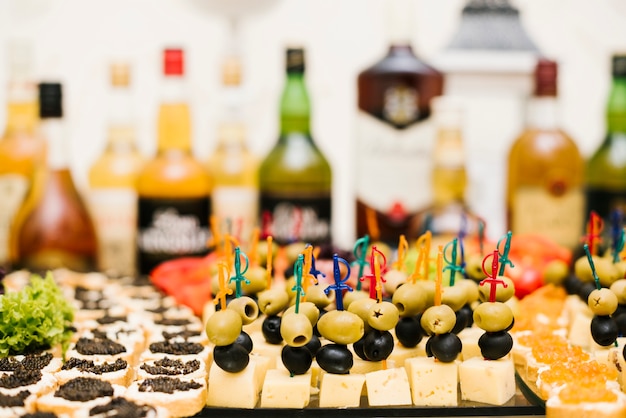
[206,307,250,373]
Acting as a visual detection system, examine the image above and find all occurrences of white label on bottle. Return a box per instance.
[212,186,258,244]
[87,188,137,277]
[0,174,29,264]
[512,186,585,249]
[355,111,435,213]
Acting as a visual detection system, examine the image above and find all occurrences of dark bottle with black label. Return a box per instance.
[136,48,211,275]
[259,47,332,245]
[355,0,444,245]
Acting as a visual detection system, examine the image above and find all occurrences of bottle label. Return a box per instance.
[212,186,258,245]
[87,188,137,277]
[137,196,211,275]
[354,110,435,241]
[0,174,29,265]
[260,193,331,245]
[512,186,585,249]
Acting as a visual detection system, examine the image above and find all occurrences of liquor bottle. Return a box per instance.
[136,48,211,276]
[0,40,42,270]
[259,47,332,245]
[11,83,98,273]
[355,0,444,245]
[87,62,144,277]
[207,54,258,244]
[415,97,478,247]
[585,55,626,229]
[507,59,585,250]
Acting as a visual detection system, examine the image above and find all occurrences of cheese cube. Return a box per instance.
[459,357,515,405]
[206,362,259,408]
[260,369,311,408]
[351,357,395,374]
[365,367,412,406]
[250,354,272,391]
[249,330,284,362]
[318,373,365,408]
[568,311,592,349]
[458,327,484,360]
[388,339,427,366]
[405,357,458,406]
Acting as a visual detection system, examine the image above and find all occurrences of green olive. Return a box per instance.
[420,304,456,335]
[419,280,436,309]
[441,285,468,312]
[256,240,279,267]
[347,296,377,326]
[392,282,427,317]
[284,301,320,327]
[614,261,626,284]
[285,242,307,265]
[304,284,334,309]
[241,266,268,295]
[588,288,619,316]
[465,253,488,281]
[477,276,515,303]
[343,290,370,310]
[285,276,297,301]
[610,279,626,305]
[367,301,400,331]
[543,259,570,285]
[227,296,259,325]
[575,255,620,286]
[205,309,243,346]
[473,302,513,332]
[458,279,480,304]
[257,288,290,316]
[383,269,408,296]
[316,310,364,345]
[280,312,313,347]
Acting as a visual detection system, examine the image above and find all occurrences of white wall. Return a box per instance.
[0,0,625,248]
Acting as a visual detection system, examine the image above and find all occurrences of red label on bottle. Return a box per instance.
[137,196,211,275]
[260,194,331,245]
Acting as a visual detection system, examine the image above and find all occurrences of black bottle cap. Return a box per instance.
[286,48,305,73]
[39,82,63,118]
[612,55,626,78]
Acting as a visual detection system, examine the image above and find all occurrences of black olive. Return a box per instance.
[304,334,321,357]
[578,282,597,303]
[452,305,473,334]
[235,331,254,353]
[352,335,368,361]
[478,331,513,360]
[395,316,423,348]
[213,343,250,373]
[591,315,619,347]
[281,345,313,375]
[425,336,433,357]
[613,310,626,337]
[313,310,327,338]
[363,330,394,362]
[316,344,353,374]
[428,333,462,363]
[262,315,283,345]
[563,274,583,296]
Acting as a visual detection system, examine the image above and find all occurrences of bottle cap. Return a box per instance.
[534,58,558,97]
[39,82,63,118]
[612,55,626,78]
[286,48,305,73]
[164,48,184,76]
[110,62,131,87]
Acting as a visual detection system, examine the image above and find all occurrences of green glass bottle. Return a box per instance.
[259,47,332,245]
[585,55,626,227]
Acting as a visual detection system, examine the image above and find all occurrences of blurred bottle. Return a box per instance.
[136,48,211,275]
[414,97,478,246]
[0,40,43,270]
[11,83,97,273]
[507,59,584,250]
[586,55,626,227]
[355,0,444,245]
[207,54,258,244]
[88,62,144,277]
[259,47,332,245]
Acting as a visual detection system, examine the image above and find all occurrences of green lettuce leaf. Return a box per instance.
[0,272,74,357]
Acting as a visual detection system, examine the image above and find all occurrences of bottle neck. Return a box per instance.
[4,81,38,136]
[527,96,559,130]
[607,76,626,134]
[157,76,191,152]
[106,85,136,148]
[432,126,466,206]
[279,71,311,137]
[386,0,413,47]
[40,118,69,170]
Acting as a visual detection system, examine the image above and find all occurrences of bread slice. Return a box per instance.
[125,377,206,418]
